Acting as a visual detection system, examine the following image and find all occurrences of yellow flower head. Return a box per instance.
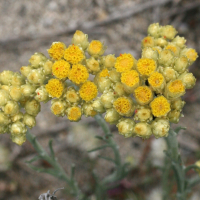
[121,70,139,87]
[67,106,82,122]
[79,81,98,101]
[113,97,133,115]
[150,96,170,117]
[142,36,154,48]
[52,60,70,79]
[64,44,85,64]
[45,79,64,98]
[48,42,66,60]
[87,40,105,56]
[99,68,109,78]
[185,48,198,63]
[148,72,164,88]
[165,44,179,56]
[137,58,156,76]
[168,80,185,94]
[134,86,153,105]
[51,100,65,116]
[69,64,89,84]
[115,53,135,73]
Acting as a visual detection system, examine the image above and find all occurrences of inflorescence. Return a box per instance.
[0,24,198,145]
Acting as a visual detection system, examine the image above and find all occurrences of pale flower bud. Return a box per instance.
[10,121,27,136]
[172,36,186,49]
[11,73,25,86]
[92,98,106,113]
[82,102,97,117]
[0,70,14,85]
[142,36,154,48]
[134,106,153,122]
[170,98,185,111]
[154,38,168,47]
[29,52,47,68]
[112,82,127,96]
[72,30,89,50]
[142,47,159,60]
[180,48,198,65]
[117,118,135,138]
[11,112,24,122]
[20,66,32,77]
[21,84,36,97]
[101,54,116,69]
[160,25,177,40]
[51,99,66,117]
[27,68,46,85]
[109,69,121,83]
[86,57,100,74]
[100,90,115,108]
[151,118,169,138]
[0,111,10,125]
[64,87,80,104]
[147,23,161,38]
[4,101,19,116]
[97,77,112,93]
[10,133,26,146]
[168,110,181,124]
[159,66,178,82]
[178,72,196,89]
[1,85,10,92]
[35,86,50,102]
[43,60,53,75]
[10,86,23,101]
[174,56,189,74]
[104,108,121,124]
[158,49,174,67]
[25,99,41,116]
[133,122,152,139]
[0,89,10,106]
[23,113,36,128]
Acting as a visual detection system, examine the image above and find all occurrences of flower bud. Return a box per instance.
[4,101,19,116]
[21,84,37,97]
[0,111,10,125]
[20,66,32,77]
[1,85,10,92]
[117,118,135,138]
[142,47,159,60]
[11,112,24,122]
[25,99,41,116]
[154,38,168,47]
[92,98,106,113]
[11,73,25,86]
[147,23,161,38]
[104,108,121,124]
[180,48,198,65]
[97,77,112,93]
[0,70,14,85]
[141,36,154,48]
[158,49,174,67]
[112,82,127,96]
[178,72,196,89]
[0,89,10,106]
[109,69,121,83]
[159,66,178,82]
[134,106,153,122]
[100,90,115,108]
[48,42,66,60]
[148,72,165,93]
[174,56,188,74]
[86,57,100,74]
[101,54,116,69]
[170,98,185,111]
[35,86,50,102]
[10,86,23,101]
[165,43,180,57]
[167,110,181,124]
[29,52,47,68]
[151,118,170,138]
[82,102,97,117]
[51,99,66,117]
[64,87,80,104]
[10,121,27,136]
[134,86,153,105]
[172,36,186,49]
[27,68,46,85]
[43,60,53,75]
[66,106,82,122]
[133,122,152,139]
[87,40,105,57]
[11,134,26,146]
[160,25,177,40]
[72,30,89,50]
[23,113,36,128]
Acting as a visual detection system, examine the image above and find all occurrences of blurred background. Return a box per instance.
[0,0,200,199]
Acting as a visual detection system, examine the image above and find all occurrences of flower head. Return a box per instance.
[99,68,109,78]
[52,60,70,79]
[134,86,153,105]
[137,58,156,76]
[87,40,105,56]
[48,42,66,60]
[45,79,64,98]
[121,70,139,87]
[67,106,82,121]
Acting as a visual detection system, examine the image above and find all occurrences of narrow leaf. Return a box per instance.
[87,144,111,153]
[48,139,55,159]
[25,155,41,164]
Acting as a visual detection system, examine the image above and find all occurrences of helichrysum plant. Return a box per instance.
[0,23,200,200]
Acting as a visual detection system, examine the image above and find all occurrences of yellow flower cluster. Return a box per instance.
[0,24,198,145]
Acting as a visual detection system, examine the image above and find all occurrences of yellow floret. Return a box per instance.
[68,64,89,84]
[87,40,105,56]
[115,53,135,73]
[45,79,64,98]
[67,107,82,121]
[134,86,153,105]
[52,60,70,79]
[150,96,170,117]
[99,68,109,78]
[121,70,139,87]
[185,49,198,62]
[113,97,132,115]
[64,44,85,64]
[48,42,66,60]
[137,58,156,76]
[148,72,164,87]
[79,81,98,101]
[165,45,178,55]
[168,80,185,93]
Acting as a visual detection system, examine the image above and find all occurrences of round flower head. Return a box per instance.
[147,23,161,38]
[152,118,170,138]
[82,102,97,117]
[96,76,112,93]
[104,108,121,124]
[64,87,80,103]
[171,98,185,111]
[11,134,26,146]
[148,72,165,93]
[23,114,36,128]
[134,86,153,105]
[160,25,177,40]
[64,44,85,64]
[52,60,70,79]
[72,30,89,50]
[142,47,159,60]
[159,49,174,67]
[99,68,109,78]
[155,38,168,48]
[66,106,82,122]
[160,67,177,82]
[45,79,64,98]
[100,90,115,108]
[121,70,140,92]
[79,81,98,101]
[133,122,152,139]
[0,70,14,85]
[113,97,134,116]
[48,42,66,60]
[117,118,135,138]
[92,98,105,113]
[51,100,66,117]
[172,36,186,48]
[165,43,180,56]
[180,48,198,65]
[142,36,154,48]
[87,40,105,57]
[102,54,116,69]
[68,64,89,85]
[137,58,156,77]
[178,72,196,89]
[115,53,135,73]
[150,96,170,117]
[168,110,181,124]
[134,106,153,122]
[86,57,100,74]
[10,86,23,101]
[25,99,41,116]
[174,56,189,74]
